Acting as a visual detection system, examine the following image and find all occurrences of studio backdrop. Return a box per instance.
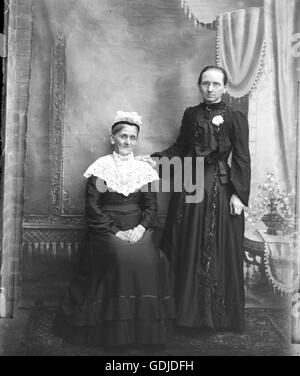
[2,0,298,310]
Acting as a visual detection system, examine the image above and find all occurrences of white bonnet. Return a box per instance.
[111,111,142,131]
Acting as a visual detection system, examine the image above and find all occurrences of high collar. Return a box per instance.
[200,101,227,111]
[112,151,134,162]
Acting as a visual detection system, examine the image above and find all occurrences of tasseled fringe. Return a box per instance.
[216,15,266,98]
[180,0,216,31]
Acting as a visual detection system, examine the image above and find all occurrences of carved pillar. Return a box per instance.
[22,31,85,259]
[0,0,33,318]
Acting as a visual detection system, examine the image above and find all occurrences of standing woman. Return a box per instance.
[53,111,175,347]
[151,66,251,332]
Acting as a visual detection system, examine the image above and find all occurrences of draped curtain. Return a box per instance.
[180,0,216,29]
[215,7,266,198]
[216,7,265,98]
[263,0,298,188]
[216,2,298,189]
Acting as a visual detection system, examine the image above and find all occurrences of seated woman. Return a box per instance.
[52,111,175,348]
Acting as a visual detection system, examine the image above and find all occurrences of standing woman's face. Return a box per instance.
[111,124,139,156]
[199,69,227,104]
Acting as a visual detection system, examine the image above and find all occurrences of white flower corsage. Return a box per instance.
[212,115,224,126]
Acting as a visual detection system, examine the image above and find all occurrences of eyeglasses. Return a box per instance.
[200,81,223,89]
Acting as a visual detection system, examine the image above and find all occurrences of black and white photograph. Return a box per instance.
[0,0,300,358]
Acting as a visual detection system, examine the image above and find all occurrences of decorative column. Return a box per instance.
[0,0,33,317]
[22,30,85,260]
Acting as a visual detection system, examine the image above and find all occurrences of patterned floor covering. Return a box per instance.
[15,306,292,356]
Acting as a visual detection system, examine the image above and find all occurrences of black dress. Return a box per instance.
[53,176,175,346]
[152,101,251,331]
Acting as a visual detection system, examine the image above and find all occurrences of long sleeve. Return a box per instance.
[139,184,159,229]
[85,176,120,234]
[230,111,251,206]
[151,107,190,159]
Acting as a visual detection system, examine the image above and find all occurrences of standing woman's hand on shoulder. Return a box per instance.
[135,155,157,168]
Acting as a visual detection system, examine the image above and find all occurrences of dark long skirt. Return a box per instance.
[53,205,175,346]
[161,162,245,331]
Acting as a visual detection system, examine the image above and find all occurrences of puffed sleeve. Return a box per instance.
[85,176,120,234]
[151,107,190,159]
[139,184,159,229]
[230,111,251,206]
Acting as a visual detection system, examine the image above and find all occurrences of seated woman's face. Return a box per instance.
[111,124,139,156]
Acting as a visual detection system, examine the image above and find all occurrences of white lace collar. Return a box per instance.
[83,152,159,196]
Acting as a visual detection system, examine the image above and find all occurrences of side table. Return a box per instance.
[244,228,266,287]
[244,227,295,294]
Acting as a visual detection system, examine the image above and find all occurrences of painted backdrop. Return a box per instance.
[22,0,269,306]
